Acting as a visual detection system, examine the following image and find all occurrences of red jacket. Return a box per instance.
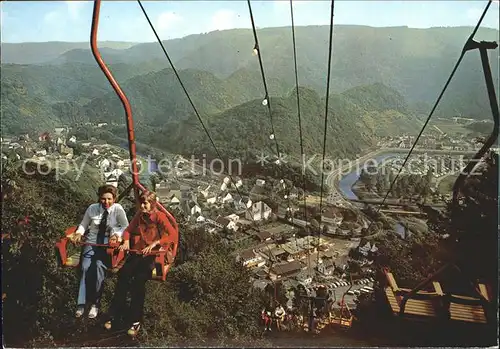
[122,210,173,249]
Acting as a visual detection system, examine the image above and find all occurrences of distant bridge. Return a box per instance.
[378,209,427,216]
[379,147,476,156]
[349,198,406,206]
[349,198,447,209]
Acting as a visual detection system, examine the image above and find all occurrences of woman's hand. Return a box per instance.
[141,240,159,255]
[109,234,121,244]
[119,240,130,251]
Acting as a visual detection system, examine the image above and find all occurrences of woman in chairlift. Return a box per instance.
[104,191,173,337]
[70,184,129,319]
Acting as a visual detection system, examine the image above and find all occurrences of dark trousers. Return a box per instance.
[109,255,154,323]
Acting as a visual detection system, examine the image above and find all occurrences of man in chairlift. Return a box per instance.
[70,185,129,319]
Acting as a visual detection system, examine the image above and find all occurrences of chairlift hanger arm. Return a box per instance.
[399,38,499,317]
[452,40,499,205]
[365,1,493,233]
[90,0,140,203]
[89,1,179,222]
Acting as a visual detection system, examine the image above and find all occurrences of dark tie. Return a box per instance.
[97,209,109,244]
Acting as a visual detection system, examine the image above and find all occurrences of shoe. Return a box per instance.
[127,322,141,337]
[88,305,98,319]
[104,319,112,330]
[75,306,85,318]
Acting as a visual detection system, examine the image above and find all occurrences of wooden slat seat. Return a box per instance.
[385,287,439,317]
[385,287,400,313]
[383,270,490,325]
[449,303,487,324]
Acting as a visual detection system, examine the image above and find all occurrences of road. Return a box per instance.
[327,282,373,308]
[433,125,445,135]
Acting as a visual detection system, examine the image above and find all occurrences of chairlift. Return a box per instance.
[55,0,179,282]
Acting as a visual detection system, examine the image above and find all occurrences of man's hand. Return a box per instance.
[119,240,130,251]
[70,233,82,244]
[141,241,159,255]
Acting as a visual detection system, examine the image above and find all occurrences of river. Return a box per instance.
[337,152,406,237]
[119,142,158,183]
[337,153,397,199]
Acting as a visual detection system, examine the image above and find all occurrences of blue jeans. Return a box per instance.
[77,245,108,307]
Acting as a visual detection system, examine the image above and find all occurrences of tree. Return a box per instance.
[264,282,287,306]
[447,151,497,285]
[67,142,84,156]
[156,245,264,339]
[270,213,278,222]
[373,233,445,286]
[310,218,320,234]
[292,285,310,316]
[150,173,159,191]
[43,139,54,152]
[322,225,329,236]
[1,162,95,346]
[372,151,498,289]
[347,260,362,274]
[117,174,130,197]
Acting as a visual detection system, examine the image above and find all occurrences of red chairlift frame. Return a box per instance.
[55,0,179,282]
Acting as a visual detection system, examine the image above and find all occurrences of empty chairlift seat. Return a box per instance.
[382,268,492,324]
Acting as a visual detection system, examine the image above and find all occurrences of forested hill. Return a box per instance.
[2,25,499,128]
[1,66,292,133]
[132,83,419,160]
[1,61,167,105]
[80,67,291,126]
[1,58,422,159]
[1,41,138,65]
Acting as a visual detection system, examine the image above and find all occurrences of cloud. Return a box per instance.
[466,7,483,21]
[1,9,17,39]
[43,11,62,24]
[65,1,88,21]
[208,9,240,31]
[157,11,183,36]
[273,0,310,12]
[1,8,12,26]
[42,1,87,26]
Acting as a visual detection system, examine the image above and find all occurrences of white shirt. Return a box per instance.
[75,203,129,243]
[275,307,285,317]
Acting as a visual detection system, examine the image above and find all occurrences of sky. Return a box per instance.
[1,1,499,43]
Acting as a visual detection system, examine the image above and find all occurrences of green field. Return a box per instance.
[437,174,459,194]
[431,121,469,136]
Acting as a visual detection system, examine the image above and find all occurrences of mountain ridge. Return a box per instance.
[124,83,419,161]
[3,25,497,120]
